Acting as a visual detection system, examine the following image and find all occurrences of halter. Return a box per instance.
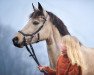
[18,18,47,74]
[18,18,46,43]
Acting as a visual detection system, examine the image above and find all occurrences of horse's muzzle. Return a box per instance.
[12,37,22,48]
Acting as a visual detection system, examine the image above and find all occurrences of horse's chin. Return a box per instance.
[14,44,24,48]
[12,42,24,48]
[17,45,24,48]
[15,40,40,48]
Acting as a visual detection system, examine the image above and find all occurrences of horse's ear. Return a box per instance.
[32,3,37,11]
[38,2,43,12]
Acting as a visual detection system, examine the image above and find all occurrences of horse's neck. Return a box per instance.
[79,46,94,75]
[46,25,64,69]
[46,35,59,69]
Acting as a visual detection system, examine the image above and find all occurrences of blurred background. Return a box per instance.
[0,0,94,75]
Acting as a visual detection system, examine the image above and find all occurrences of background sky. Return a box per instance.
[0,0,94,75]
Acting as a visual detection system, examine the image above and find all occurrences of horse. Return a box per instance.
[62,35,94,75]
[12,2,70,69]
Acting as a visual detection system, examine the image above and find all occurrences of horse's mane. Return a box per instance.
[62,35,86,69]
[47,11,70,36]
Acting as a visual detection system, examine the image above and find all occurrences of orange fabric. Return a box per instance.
[43,66,56,75]
[43,54,82,75]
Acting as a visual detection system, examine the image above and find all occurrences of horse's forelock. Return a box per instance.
[29,10,44,18]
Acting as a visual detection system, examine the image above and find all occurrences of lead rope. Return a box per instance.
[23,37,48,75]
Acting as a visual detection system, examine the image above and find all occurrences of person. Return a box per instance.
[38,45,82,75]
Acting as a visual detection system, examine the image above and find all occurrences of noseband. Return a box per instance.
[18,18,47,74]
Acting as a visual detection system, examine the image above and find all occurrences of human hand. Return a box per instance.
[38,65,46,72]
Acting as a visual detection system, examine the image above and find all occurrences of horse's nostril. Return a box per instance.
[12,37,22,47]
[12,37,18,45]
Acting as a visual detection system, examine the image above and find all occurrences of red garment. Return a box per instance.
[43,54,82,75]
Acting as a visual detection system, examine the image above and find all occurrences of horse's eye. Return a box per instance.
[33,21,39,25]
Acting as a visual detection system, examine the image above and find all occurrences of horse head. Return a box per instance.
[12,2,52,48]
[12,2,70,69]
